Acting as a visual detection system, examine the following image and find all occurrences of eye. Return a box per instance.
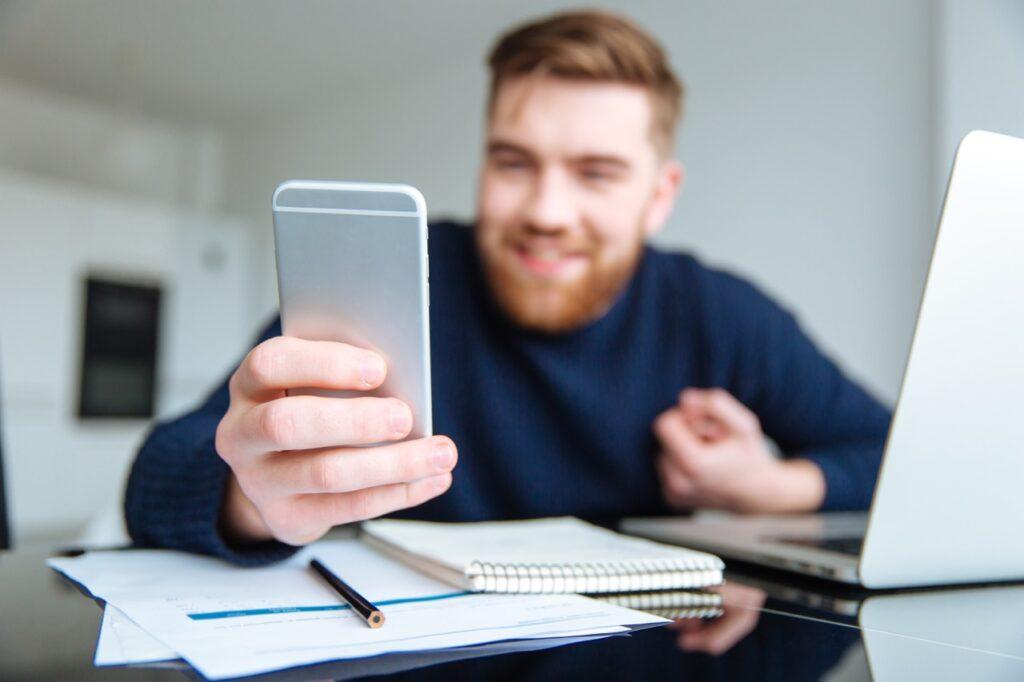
[578,165,625,184]
[580,168,613,182]
[492,154,530,171]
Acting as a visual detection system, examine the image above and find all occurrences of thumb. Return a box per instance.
[681,388,760,437]
[654,409,709,477]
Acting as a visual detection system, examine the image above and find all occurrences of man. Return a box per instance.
[126,11,890,565]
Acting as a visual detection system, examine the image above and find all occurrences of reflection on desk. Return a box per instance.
[861,585,1024,679]
[724,563,1024,661]
[3,545,1024,681]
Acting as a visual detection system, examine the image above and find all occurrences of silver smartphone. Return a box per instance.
[272,180,432,440]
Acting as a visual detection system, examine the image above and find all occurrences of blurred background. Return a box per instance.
[0,0,1020,548]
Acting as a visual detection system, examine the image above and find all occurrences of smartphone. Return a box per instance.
[272,180,432,440]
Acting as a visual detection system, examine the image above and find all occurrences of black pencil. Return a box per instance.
[309,558,385,629]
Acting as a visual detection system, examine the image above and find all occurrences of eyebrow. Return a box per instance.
[486,140,631,169]
[486,140,537,159]
[573,155,630,170]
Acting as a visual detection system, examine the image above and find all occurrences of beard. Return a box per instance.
[476,223,646,334]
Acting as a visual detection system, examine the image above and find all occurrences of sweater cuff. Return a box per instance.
[125,421,297,567]
[200,454,300,567]
[795,445,880,512]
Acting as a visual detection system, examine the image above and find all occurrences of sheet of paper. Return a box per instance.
[50,539,665,680]
[232,632,629,682]
[95,604,178,666]
[94,604,619,675]
[93,598,627,671]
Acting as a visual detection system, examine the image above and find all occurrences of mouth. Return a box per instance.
[511,242,589,279]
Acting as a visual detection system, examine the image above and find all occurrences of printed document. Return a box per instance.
[95,605,177,666]
[50,539,665,679]
[94,604,620,679]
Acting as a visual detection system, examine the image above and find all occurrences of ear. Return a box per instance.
[642,160,685,237]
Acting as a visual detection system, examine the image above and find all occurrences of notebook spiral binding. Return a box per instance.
[466,557,723,594]
[595,590,724,620]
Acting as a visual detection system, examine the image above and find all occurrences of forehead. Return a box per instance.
[489,76,655,159]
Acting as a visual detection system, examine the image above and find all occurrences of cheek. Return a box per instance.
[479,169,528,226]
[583,194,646,254]
[592,227,640,263]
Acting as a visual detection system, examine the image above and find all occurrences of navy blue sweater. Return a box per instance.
[125,222,891,565]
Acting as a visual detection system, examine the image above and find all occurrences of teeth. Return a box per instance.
[517,244,581,265]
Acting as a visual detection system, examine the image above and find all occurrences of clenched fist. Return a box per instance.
[654,388,824,514]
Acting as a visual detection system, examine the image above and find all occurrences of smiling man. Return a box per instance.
[126,11,890,563]
[478,75,677,334]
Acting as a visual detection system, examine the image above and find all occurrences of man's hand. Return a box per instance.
[653,388,824,514]
[214,336,457,547]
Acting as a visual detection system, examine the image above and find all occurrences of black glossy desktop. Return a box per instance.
[3,544,1023,681]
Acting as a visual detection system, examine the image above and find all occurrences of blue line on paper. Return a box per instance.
[187,591,471,621]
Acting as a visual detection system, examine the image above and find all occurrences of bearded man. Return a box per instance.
[126,11,890,564]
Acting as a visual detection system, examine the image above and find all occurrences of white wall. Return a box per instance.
[653,0,935,403]
[0,77,223,208]
[935,0,1024,191]
[224,0,935,403]
[0,81,250,543]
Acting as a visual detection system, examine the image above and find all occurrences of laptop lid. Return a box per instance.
[0,351,9,550]
[859,131,1024,587]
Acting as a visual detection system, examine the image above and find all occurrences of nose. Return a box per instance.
[524,168,575,234]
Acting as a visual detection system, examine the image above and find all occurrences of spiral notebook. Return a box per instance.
[593,590,724,620]
[361,517,724,594]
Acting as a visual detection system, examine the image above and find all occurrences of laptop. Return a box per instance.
[622,130,1024,589]
[0,348,9,550]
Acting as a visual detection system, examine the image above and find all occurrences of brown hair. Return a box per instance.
[487,10,684,156]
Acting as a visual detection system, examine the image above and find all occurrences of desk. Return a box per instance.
[2,546,1022,681]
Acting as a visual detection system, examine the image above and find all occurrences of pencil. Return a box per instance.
[309,558,385,629]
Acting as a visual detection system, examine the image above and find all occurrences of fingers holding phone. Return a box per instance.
[222,181,442,547]
[215,337,456,547]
